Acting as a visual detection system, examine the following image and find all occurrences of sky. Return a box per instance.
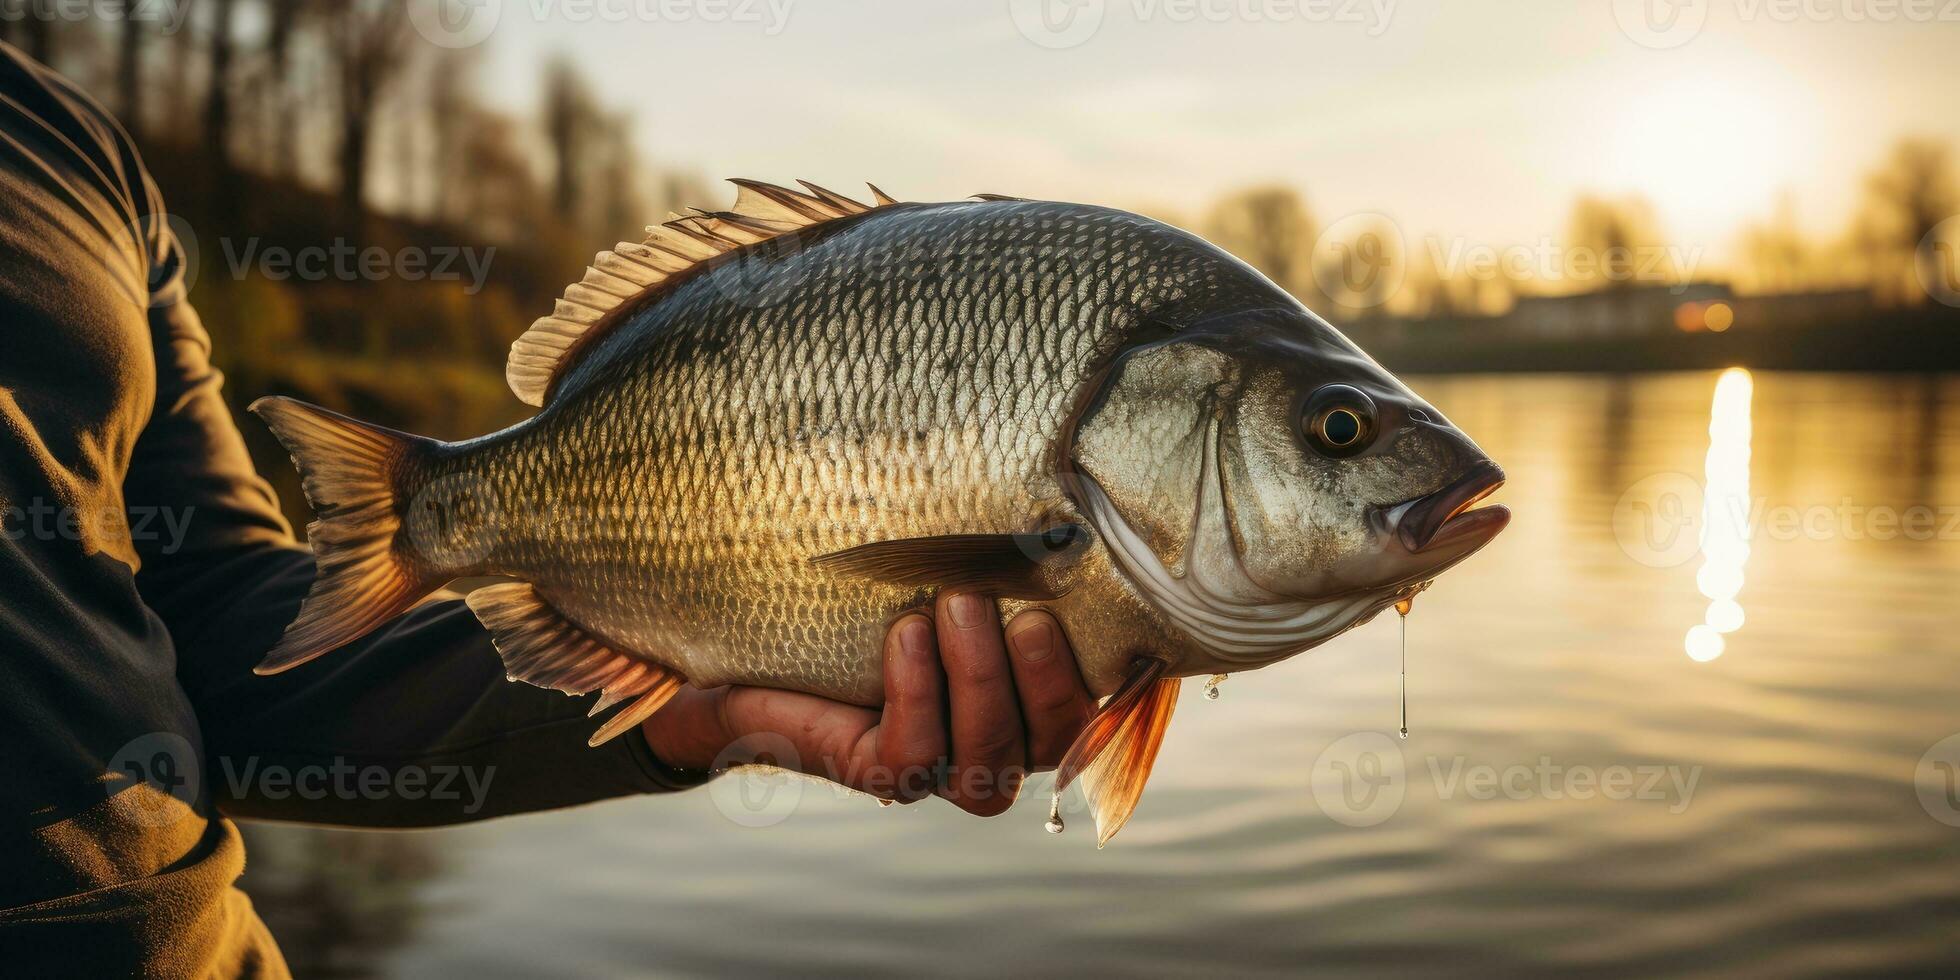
[457,0,1960,270]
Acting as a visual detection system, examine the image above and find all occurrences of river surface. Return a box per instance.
[239,371,1960,978]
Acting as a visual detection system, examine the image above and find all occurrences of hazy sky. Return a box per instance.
[466,1,1960,268]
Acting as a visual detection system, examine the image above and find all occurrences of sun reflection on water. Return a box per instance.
[1688,368,1754,661]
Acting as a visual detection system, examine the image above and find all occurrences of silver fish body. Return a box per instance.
[255,184,1508,738]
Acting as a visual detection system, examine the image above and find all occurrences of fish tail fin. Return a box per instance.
[250,396,444,675]
[1055,657,1180,848]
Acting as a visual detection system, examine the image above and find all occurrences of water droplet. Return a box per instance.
[1202,673,1228,701]
[1044,795,1065,834]
[1398,600,1411,739]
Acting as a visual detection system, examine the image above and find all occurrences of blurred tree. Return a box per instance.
[1856,137,1958,305]
[1739,193,1812,294]
[1205,185,1315,298]
[20,12,52,64]
[262,0,317,179]
[544,58,602,218]
[165,9,197,136]
[327,1,414,228]
[1565,194,1669,290]
[592,110,645,238]
[426,46,480,223]
[116,9,144,128]
[204,0,238,203]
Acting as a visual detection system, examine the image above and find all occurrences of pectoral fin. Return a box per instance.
[811,524,1085,600]
[465,582,685,746]
[1054,656,1180,847]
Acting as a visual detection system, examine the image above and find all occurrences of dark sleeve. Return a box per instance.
[103,96,703,828]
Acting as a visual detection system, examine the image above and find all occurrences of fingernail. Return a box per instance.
[898,617,933,664]
[1009,620,1054,662]
[947,593,989,630]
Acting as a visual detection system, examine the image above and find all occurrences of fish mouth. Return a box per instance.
[1390,460,1510,554]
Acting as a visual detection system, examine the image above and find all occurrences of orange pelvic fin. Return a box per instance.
[1054,656,1180,847]
[465,582,685,746]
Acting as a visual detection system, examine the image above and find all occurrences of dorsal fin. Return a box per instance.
[505,179,903,407]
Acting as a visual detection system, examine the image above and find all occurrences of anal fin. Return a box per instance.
[465,583,685,747]
[1055,656,1180,847]
[811,524,1085,600]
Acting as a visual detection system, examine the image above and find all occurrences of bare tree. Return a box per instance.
[1740,193,1811,294]
[115,13,147,128]
[204,0,239,199]
[1566,194,1669,290]
[262,0,313,178]
[425,46,480,223]
[326,1,414,227]
[1205,185,1315,297]
[543,58,605,220]
[18,9,52,64]
[1858,137,1958,303]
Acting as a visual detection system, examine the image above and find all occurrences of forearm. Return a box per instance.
[146,544,698,826]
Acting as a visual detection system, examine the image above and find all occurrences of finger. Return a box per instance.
[718,686,886,791]
[1003,610,1093,770]
[876,613,947,803]
[934,591,1027,816]
[647,684,888,792]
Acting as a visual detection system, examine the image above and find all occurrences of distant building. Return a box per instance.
[1505,282,1735,340]
[1723,289,1873,331]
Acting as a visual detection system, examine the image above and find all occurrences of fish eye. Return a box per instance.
[1300,384,1378,459]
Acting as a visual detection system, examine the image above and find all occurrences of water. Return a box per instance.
[240,371,1960,978]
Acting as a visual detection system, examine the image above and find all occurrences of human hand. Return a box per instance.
[641,592,1093,816]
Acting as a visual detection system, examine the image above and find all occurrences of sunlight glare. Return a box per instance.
[1688,368,1754,661]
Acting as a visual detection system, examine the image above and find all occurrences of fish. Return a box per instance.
[249,180,1509,845]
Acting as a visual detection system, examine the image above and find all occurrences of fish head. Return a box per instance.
[1068,309,1508,674]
